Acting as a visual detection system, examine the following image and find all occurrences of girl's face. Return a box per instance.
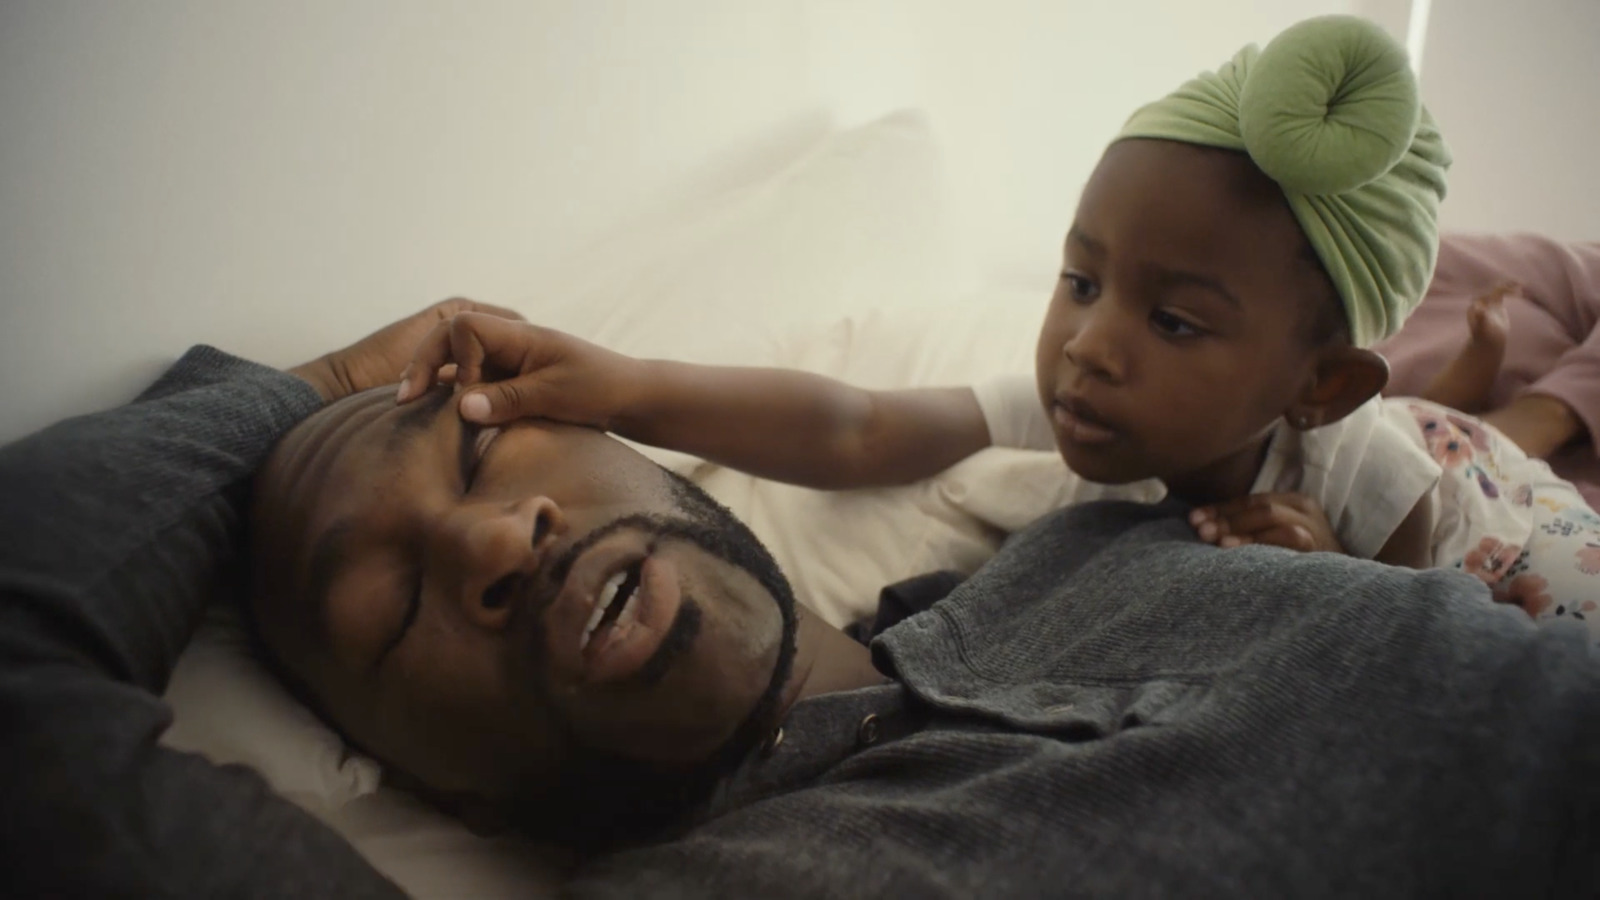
[1036,139,1330,504]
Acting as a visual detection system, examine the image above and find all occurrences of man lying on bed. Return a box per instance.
[3,301,1598,899]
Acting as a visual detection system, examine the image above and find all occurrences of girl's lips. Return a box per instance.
[577,555,683,684]
[1052,398,1118,445]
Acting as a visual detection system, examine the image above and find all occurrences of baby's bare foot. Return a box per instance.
[1466,283,1512,349]
[1418,283,1515,413]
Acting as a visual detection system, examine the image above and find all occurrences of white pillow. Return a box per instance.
[162,603,382,815]
[161,110,964,869]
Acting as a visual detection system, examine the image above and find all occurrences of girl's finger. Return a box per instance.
[395,320,456,403]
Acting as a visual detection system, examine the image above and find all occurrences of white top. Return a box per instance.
[971,374,1442,559]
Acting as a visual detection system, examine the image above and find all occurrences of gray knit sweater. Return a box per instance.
[567,504,1600,897]
[2,348,1597,898]
[0,347,406,898]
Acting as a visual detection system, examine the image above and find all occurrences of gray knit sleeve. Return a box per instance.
[0,346,406,898]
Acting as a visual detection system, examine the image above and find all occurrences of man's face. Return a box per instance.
[249,386,795,817]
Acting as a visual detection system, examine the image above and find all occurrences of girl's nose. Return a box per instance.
[1061,305,1128,383]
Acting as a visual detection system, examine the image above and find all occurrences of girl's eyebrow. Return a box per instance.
[1147,266,1241,309]
[1066,226,1104,257]
[1067,225,1239,309]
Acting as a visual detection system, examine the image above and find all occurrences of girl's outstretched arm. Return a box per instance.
[398,312,992,489]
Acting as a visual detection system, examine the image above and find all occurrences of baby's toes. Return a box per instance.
[1467,294,1511,345]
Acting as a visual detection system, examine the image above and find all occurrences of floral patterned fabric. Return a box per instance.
[981,379,1599,635]
[1403,399,1600,639]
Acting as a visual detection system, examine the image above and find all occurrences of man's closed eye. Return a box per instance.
[377,423,501,670]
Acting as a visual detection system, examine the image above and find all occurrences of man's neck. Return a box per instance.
[777,604,890,714]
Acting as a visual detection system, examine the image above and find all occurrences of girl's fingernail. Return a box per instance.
[460,392,491,421]
[395,379,414,403]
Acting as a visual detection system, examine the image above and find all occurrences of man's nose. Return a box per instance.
[444,496,568,631]
[1061,301,1129,383]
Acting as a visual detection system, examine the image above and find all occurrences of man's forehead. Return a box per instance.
[273,384,454,488]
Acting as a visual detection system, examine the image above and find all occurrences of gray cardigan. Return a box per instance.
[0,347,406,898]
[567,500,1600,896]
[2,348,1596,898]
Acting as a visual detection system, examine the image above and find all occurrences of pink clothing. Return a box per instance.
[1378,233,1600,508]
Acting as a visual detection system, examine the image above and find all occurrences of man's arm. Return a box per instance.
[0,347,405,898]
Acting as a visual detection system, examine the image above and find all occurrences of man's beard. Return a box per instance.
[509,471,799,850]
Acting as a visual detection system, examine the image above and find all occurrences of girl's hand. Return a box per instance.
[1188,493,1345,554]
[395,313,643,428]
[291,298,524,402]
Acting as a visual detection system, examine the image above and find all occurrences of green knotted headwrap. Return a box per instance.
[1117,15,1451,346]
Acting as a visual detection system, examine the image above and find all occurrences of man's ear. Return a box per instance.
[1288,347,1389,429]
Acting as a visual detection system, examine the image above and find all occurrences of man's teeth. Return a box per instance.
[580,568,638,651]
[581,571,626,648]
[598,570,627,616]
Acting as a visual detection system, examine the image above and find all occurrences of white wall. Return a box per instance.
[0,0,831,442]
[1418,0,1600,240]
[823,0,1357,290]
[0,0,1526,447]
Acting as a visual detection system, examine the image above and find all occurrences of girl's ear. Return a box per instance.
[1287,347,1389,429]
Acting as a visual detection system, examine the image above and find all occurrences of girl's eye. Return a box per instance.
[1150,308,1203,338]
[1060,273,1098,303]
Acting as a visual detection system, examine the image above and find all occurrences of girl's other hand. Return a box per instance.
[1188,493,1345,555]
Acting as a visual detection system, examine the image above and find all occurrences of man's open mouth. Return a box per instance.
[581,559,644,651]
[544,530,686,684]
